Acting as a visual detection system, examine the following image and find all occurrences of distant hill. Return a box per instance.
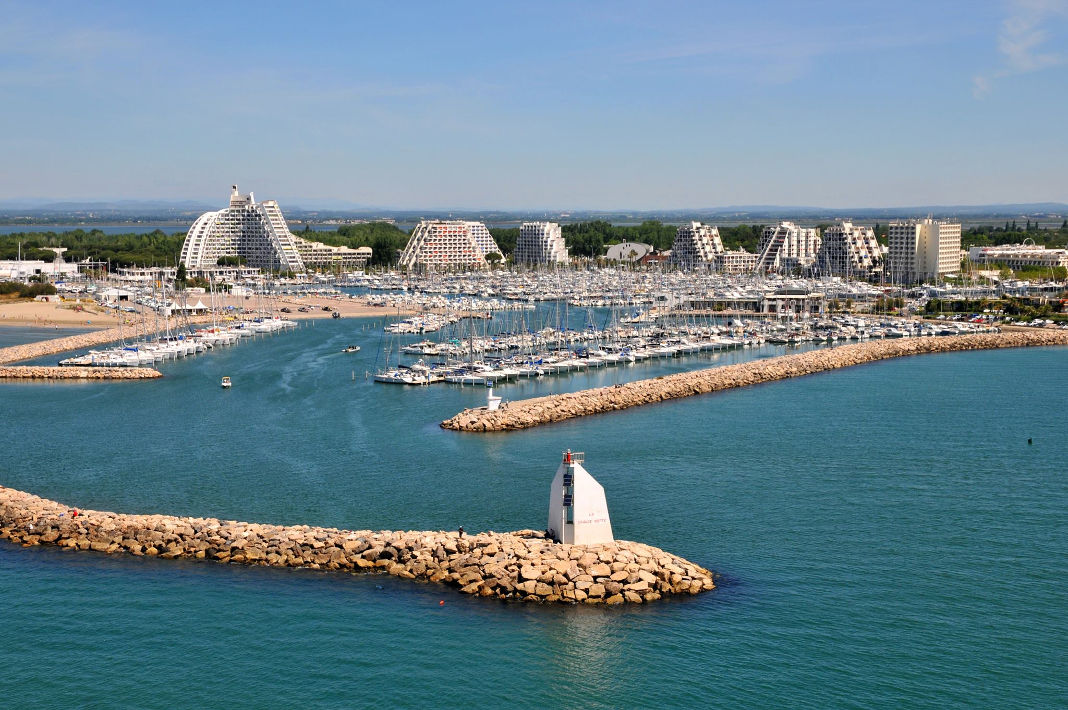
[0,200,1064,226]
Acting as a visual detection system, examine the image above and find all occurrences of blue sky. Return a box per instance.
[1,0,1065,209]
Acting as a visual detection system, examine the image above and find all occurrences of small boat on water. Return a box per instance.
[220,376,232,389]
[342,345,361,353]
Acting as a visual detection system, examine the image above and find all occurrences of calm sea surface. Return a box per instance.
[0,317,1065,709]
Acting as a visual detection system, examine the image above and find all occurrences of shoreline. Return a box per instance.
[442,329,1068,432]
[0,295,416,366]
[0,485,715,604]
[0,294,415,330]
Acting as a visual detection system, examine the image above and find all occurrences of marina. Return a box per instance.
[1,316,1065,708]
[5,1,1067,705]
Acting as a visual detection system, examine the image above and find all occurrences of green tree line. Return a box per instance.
[0,229,185,267]
[297,222,409,267]
[961,222,1068,249]
[926,296,1066,319]
[0,222,409,269]
[0,281,58,297]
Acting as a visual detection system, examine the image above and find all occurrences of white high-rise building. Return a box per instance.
[181,186,306,272]
[515,222,568,265]
[887,218,961,283]
[398,220,503,270]
[180,186,373,273]
[670,222,724,268]
[756,222,821,273]
[817,221,883,278]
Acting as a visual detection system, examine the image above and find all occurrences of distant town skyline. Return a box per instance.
[1,1,1066,209]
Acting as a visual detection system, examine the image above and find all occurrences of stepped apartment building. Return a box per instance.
[887,218,961,283]
[398,220,503,270]
[180,186,370,273]
[515,222,569,265]
[670,222,724,268]
[817,221,884,278]
[756,222,821,273]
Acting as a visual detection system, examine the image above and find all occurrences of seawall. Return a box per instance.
[0,314,220,366]
[0,366,162,380]
[0,324,141,364]
[0,486,715,604]
[442,330,1068,432]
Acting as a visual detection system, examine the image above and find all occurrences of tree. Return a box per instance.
[175,263,187,290]
[485,252,503,266]
[488,228,518,256]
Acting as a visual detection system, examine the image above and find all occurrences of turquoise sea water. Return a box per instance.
[0,325,95,349]
[1,319,1065,708]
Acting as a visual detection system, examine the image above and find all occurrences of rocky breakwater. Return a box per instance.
[0,486,714,604]
[0,315,208,365]
[0,365,162,380]
[0,325,132,364]
[443,329,1068,432]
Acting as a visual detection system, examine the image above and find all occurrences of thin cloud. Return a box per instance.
[973,0,1068,97]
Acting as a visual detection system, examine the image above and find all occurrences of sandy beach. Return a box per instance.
[0,293,416,330]
[0,299,130,328]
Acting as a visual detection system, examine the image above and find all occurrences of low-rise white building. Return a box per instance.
[296,240,372,271]
[0,259,80,280]
[605,241,654,262]
[714,249,758,274]
[116,265,261,283]
[967,242,1068,270]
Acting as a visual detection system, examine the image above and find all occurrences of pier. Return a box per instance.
[442,329,1068,432]
[0,486,715,604]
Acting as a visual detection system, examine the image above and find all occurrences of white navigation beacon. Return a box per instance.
[547,450,614,545]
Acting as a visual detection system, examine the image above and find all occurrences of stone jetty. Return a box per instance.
[0,486,715,604]
[443,329,1068,432]
[0,365,161,380]
[0,324,137,365]
[0,318,210,366]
